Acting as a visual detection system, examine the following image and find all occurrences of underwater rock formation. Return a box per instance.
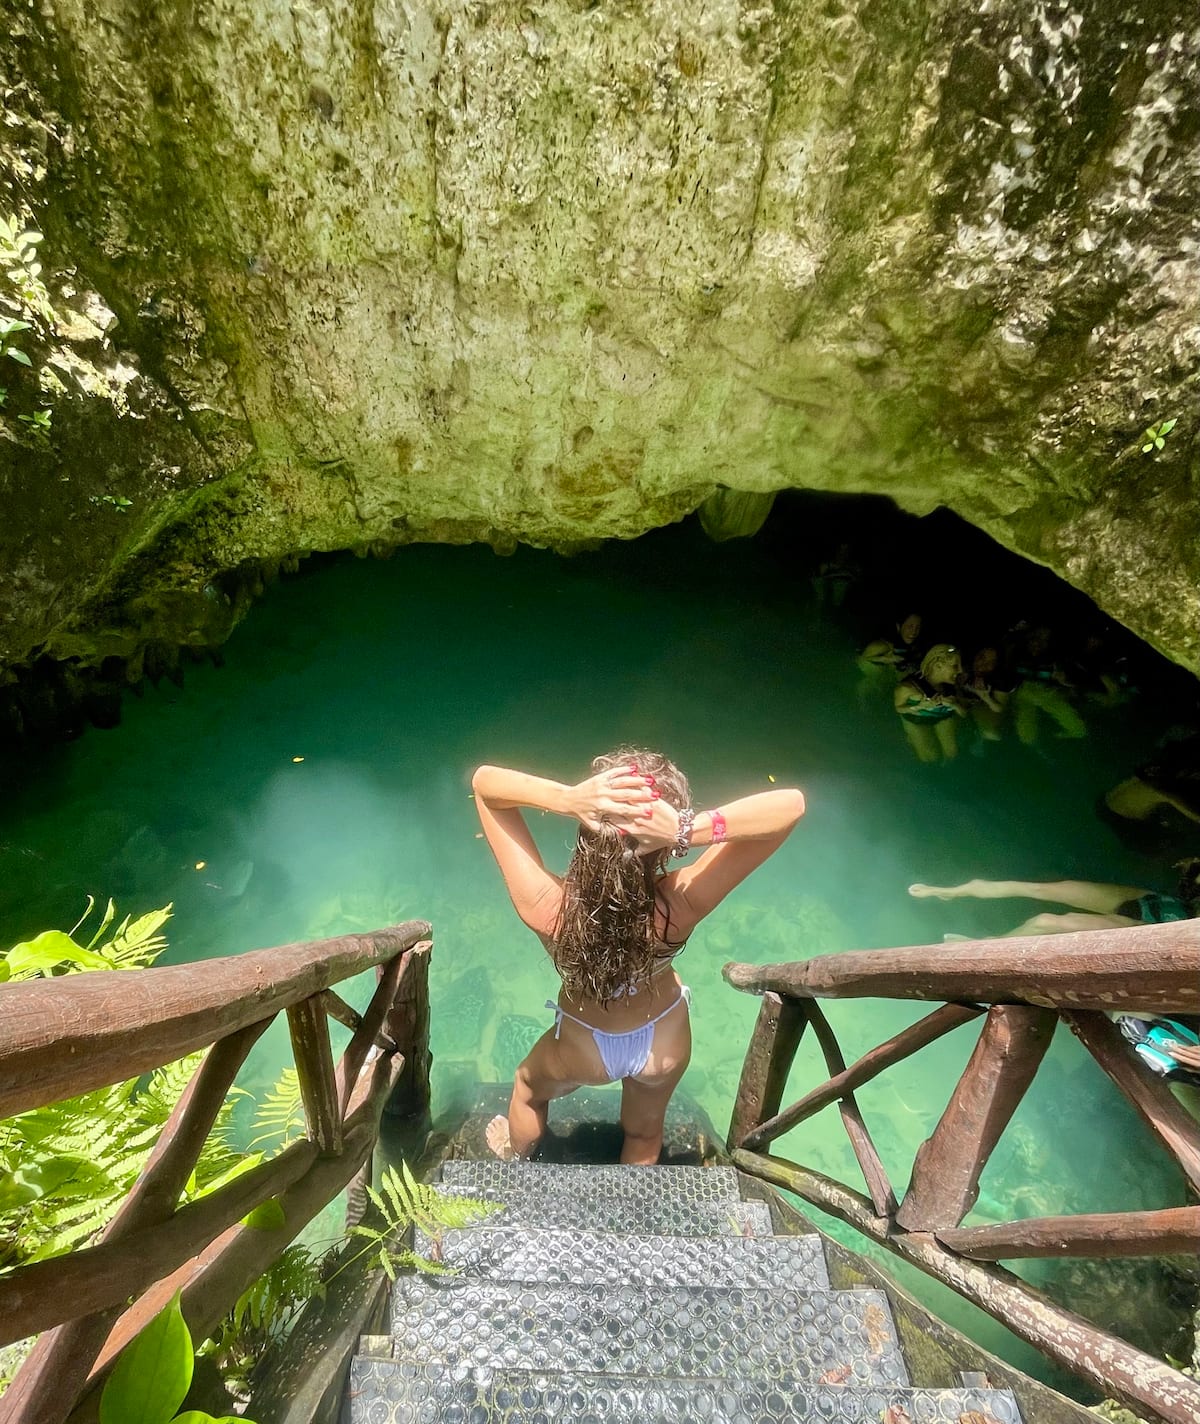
[0,0,1197,697]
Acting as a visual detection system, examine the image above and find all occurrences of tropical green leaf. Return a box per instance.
[189,1153,263,1202]
[99,1294,193,1424]
[1160,418,1177,434]
[0,960,9,982]
[5,348,31,366]
[5,931,109,975]
[118,907,172,950]
[242,1198,285,1231]
[174,1414,247,1424]
[85,898,118,950]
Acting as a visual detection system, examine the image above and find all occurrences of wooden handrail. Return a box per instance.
[0,925,435,1424]
[735,1148,1200,1424]
[723,919,1200,1012]
[724,920,1200,1424]
[0,921,430,1119]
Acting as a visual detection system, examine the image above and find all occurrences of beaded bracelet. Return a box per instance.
[672,807,696,858]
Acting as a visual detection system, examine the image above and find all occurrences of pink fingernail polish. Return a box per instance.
[651,790,660,799]
[629,763,639,773]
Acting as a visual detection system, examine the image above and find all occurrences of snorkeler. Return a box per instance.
[472,753,804,1164]
[908,858,1200,936]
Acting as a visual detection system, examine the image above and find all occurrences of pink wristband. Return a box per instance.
[710,809,727,844]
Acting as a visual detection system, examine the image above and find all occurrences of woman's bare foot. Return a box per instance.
[909,883,960,900]
[485,1114,517,1161]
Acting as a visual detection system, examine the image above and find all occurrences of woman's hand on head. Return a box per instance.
[568,765,655,832]
[612,796,680,852]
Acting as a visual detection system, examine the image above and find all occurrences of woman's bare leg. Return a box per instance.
[619,1061,689,1165]
[934,717,959,760]
[618,1007,692,1166]
[902,721,939,763]
[1003,910,1141,937]
[909,878,1147,913]
[487,1031,582,1160]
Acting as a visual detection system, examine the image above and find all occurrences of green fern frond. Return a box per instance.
[248,1069,305,1153]
[96,906,172,969]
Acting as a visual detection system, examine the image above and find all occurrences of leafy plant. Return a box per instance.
[201,1246,326,1390]
[92,493,133,512]
[17,407,51,434]
[1141,418,1176,453]
[0,897,172,982]
[338,1163,502,1282]
[99,1293,250,1424]
[0,316,31,368]
[245,1068,305,1154]
[0,216,49,317]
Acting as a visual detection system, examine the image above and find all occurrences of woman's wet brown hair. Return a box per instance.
[552,747,691,1004]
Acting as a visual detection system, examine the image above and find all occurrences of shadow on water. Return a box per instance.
[1,491,1198,1391]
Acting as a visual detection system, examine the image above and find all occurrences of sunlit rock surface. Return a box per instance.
[0,0,1197,683]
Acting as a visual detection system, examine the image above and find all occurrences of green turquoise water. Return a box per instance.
[0,505,1193,1388]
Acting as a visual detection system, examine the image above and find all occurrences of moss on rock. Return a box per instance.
[0,0,1197,695]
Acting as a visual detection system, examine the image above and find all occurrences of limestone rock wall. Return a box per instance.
[0,0,1197,695]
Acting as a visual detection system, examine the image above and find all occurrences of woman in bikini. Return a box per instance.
[472,750,805,1164]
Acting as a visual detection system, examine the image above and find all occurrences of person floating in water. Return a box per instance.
[472,751,805,1164]
[908,858,1200,936]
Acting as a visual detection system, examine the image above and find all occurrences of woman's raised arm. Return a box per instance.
[631,786,807,929]
[471,763,654,934]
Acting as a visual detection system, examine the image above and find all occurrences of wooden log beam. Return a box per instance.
[733,1148,1200,1424]
[1063,1010,1200,1192]
[744,1002,982,1151]
[0,1019,272,1424]
[0,1138,317,1347]
[315,988,362,1033]
[804,1002,896,1217]
[896,1005,1056,1232]
[0,921,431,1120]
[937,1206,1200,1261]
[727,992,807,1150]
[382,940,432,1118]
[287,998,342,1155]
[82,1043,404,1400]
[724,921,1200,1014]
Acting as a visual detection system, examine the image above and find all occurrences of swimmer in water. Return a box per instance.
[472,751,804,1164]
[908,858,1200,936]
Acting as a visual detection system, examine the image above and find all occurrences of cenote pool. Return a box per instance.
[1,497,1195,1391]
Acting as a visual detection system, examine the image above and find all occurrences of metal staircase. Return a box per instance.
[343,1160,1023,1423]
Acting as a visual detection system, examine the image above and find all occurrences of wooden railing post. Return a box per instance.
[727,992,807,1150]
[895,1005,1056,1232]
[287,998,342,1155]
[382,940,432,1119]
